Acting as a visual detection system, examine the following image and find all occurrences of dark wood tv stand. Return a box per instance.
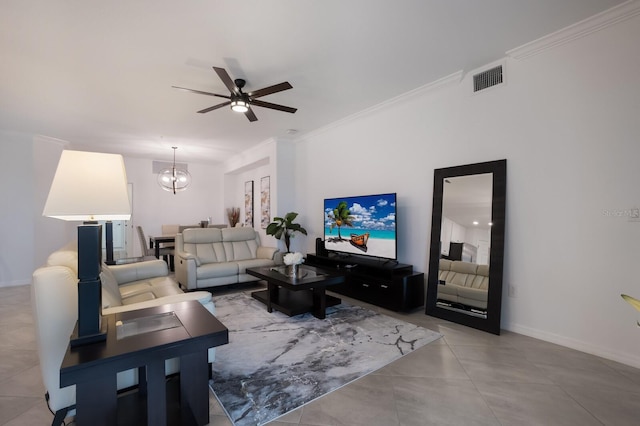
[305,253,425,312]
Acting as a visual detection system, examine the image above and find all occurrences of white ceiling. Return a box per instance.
[0,0,627,164]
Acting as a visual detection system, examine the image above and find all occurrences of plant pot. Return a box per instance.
[285,264,299,278]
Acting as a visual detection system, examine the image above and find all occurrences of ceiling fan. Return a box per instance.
[172,67,297,122]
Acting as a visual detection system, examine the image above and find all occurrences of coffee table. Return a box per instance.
[247,265,345,319]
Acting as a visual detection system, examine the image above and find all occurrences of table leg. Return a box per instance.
[312,287,327,319]
[180,350,209,425]
[138,366,147,396]
[267,282,279,313]
[75,373,118,426]
[146,359,167,426]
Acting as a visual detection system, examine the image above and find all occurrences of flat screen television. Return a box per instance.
[323,192,397,260]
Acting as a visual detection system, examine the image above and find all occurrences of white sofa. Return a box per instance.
[175,227,282,290]
[31,242,218,425]
[437,259,489,310]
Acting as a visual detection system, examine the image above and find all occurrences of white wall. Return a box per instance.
[123,156,225,257]
[223,138,299,253]
[33,136,75,267]
[0,132,36,286]
[294,13,640,367]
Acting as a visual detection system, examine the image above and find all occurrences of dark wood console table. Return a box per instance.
[305,253,425,312]
[60,301,228,426]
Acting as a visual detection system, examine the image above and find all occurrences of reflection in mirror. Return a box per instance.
[437,173,493,319]
[426,160,506,335]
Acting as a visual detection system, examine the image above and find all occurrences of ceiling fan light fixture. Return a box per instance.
[230,99,249,113]
[157,147,191,194]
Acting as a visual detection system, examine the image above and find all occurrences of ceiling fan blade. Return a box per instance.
[197,101,231,114]
[250,99,297,114]
[213,67,238,94]
[172,86,230,99]
[244,107,258,122]
[248,82,293,99]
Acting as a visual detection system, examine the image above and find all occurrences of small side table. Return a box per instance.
[60,301,228,426]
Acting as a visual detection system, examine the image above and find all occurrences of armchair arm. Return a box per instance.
[257,246,279,261]
[177,250,200,266]
[102,291,215,315]
[106,260,168,285]
[175,251,199,290]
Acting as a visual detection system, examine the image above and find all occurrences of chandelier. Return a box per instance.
[157,147,191,194]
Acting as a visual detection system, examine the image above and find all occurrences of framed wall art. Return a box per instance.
[244,180,254,227]
[260,176,271,229]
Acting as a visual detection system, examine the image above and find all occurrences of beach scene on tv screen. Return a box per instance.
[324,193,396,259]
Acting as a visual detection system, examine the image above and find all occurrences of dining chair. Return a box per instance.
[137,226,174,270]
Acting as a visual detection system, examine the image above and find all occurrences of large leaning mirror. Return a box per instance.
[425,159,506,335]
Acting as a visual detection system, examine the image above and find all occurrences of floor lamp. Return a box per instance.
[43,150,131,346]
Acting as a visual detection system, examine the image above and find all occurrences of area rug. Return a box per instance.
[209,291,442,426]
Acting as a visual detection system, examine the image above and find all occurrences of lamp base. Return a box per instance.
[70,320,108,347]
[74,225,106,347]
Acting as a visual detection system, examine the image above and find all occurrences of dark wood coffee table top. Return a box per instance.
[246,264,345,290]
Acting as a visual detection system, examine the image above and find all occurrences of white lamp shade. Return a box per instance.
[43,150,132,221]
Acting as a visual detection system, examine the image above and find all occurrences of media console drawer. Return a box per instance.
[350,273,424,311]
[306,254,425,312]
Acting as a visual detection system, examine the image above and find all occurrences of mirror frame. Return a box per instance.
[425,159,506,335]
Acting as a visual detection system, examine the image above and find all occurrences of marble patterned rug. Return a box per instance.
[209,292,442,426]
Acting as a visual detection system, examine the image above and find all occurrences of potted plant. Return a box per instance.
[266,212,308,253]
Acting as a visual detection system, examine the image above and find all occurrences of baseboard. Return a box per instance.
[0,280,31,288]
[504,322,640,369]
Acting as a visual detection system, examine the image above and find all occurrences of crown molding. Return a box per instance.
[507,0,640,60]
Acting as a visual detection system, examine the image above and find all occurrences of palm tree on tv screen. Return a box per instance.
[327,201,354,241]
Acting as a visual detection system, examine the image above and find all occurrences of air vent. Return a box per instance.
[473,65,503,92]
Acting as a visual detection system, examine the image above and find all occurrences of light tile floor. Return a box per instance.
[2,283,639,425]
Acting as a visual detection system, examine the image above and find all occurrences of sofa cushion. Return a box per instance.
[469,264,490,289]
[222,227,259,261]
[458,286,488,302]
[118,276,184,305]
[121,292,156,304]
[182,228,224,265]
[236,258,277,273]
[448,261,478,286]
[183,228,222,244]
[223,239,258,261]
[108,260,168,285]
[438,259,453,282]
[450,261,478,275]
[197,262,239,279]
[195,242,227,265]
